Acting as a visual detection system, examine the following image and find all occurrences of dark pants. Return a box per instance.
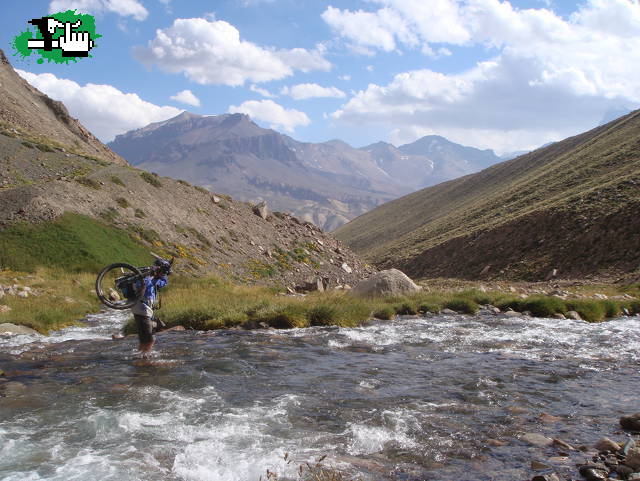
[134,314,154,345]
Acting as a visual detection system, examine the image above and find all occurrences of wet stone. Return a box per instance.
[521,433,554,447]
[621,414,640,432]
[594,436,621,453]
[531,474,561,481]
[578,465,609,481]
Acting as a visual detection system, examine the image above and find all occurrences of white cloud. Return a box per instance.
[17,70,181,142]
[170,89,201,107]
[250,84,277,98]
[330,0,640,153]
[281,83,346,100]
[322,0,470,55]
[133,18,331,86]
[339,74,351,81]
[49,0,148,20]
[228,100,310,132]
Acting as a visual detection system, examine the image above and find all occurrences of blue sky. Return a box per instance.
[1,0,639,154]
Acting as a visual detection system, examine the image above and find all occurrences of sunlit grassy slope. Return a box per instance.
[335,110,640,280]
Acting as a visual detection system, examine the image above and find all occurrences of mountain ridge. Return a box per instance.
[109,111,503,230]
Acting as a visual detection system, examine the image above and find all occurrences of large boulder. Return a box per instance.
[0,323,40,336]
[351,269,421,297]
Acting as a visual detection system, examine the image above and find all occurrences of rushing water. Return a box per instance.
[0,310,639,481]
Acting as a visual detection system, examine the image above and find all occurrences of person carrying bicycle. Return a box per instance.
[131,258,171,357]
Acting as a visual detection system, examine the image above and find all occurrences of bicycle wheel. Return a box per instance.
[95,263,144,310]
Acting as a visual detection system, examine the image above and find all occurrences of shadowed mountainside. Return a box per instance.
[335,110,640,281]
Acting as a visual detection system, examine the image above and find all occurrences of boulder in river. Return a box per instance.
[620,413,640,431]
[351,269,421,297]
[626,447,640,470]
[0,323,39,335]
[566,311,582,321]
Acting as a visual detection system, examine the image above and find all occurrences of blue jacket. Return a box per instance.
[131,275,167,316]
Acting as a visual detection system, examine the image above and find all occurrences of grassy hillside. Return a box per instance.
[335,110,640,280]
[0,213,152,272]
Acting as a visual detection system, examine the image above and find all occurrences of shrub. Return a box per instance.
[194,185,209,194]
[35,143,55,153]
[566,300,606,322]
[417,302,440,314]
[177,179,191,186]
[395,302,418,315]
[521,297,567,318]
[110,175,125,186]
[134,208,146,218]
[260,304,308,329]
[602,300,621,318]
[21,141,35,149]
[373,306,395,320]
[307,304,339,326]
[115,197,130,209]
[99,207,119,223]
[444,298,479,314]
[76,177,101,190]
[140,171,162,188]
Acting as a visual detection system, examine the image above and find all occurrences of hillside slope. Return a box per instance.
[0,50,372,290]
[335,110,640,281]
[0,50,126,166]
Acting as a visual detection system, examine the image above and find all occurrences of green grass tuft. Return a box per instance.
[140,171,162,188]
[110,175,125,186]
[115,197,130,209]
[443,298,479,314]
[76,177,101,190]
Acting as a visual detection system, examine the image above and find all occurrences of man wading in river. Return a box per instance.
[131,259,171,357]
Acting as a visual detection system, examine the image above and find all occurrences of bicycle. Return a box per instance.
[95,252,174,310]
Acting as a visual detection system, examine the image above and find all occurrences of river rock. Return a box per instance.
[504,310,521,317]
[566,311,582,320]
[441,308,457,315]
[578,465,608,481]
[521,433,554,447]
[0,305,11,313]
[626,448,640,469]
[539,413,561,424]
[351,269,421,297]
[531,460,552,470]
[2,381,27,396]
[594,437,620,453]
[0,323,39,335]
[552,438,575,451]
[532,474,560,481]
[17,291,28,298]
[108,289,120,301]
[621,413,640,431]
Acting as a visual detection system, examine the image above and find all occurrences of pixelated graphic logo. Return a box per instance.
[12,10,100,64]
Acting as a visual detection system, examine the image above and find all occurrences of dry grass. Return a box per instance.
[0,268,100,333]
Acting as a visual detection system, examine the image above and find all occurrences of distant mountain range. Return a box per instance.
[335,109,640,281]
[108,112,503,230]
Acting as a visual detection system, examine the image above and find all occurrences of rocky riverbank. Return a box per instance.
[522,414,640,481]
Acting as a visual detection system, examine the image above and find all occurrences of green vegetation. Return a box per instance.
[115,197,130,209]
[99,207,119,223]
[110,175,125,186]
[134,208,146,218]
[0,268,100,334]
[194,185,209,194]
[75,176,101,190]
[140,171,162,188]
[0,213,151,272]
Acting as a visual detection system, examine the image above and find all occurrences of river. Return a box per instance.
[0,310,639,481]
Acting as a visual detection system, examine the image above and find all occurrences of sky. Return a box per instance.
[1,0,639,155]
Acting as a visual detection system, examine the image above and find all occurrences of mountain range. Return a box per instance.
[335,109,640,281]
[108,112,503,230]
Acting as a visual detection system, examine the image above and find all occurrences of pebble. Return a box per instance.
[594,437,620,453]
[539,413,561,424]
[531,460,551,470]
[521,433,554,447]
